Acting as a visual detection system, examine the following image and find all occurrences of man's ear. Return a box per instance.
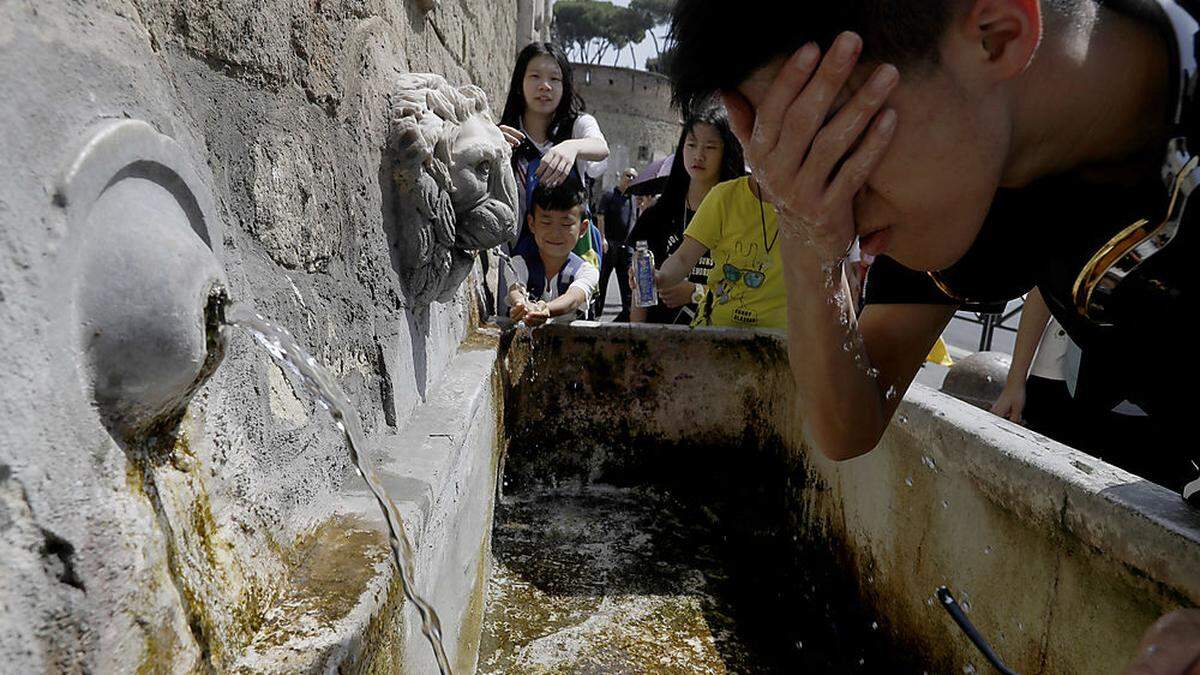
[962,0,1042,80]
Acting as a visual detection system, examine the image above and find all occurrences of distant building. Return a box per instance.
[572,63,680,193]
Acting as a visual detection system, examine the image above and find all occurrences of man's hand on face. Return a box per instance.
[1123,610,1200,675]
[723,31,899,266]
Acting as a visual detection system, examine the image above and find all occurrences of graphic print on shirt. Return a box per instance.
[713,240,772,326]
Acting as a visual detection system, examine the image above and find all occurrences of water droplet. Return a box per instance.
[922,455,937,470]
[984,546,993,555]
[898,414,909,424]
[942,500,950,509]
[1018,621,1025,632]
[927,597,935,607]
[871,621,878,630]
[886,385,899,400]
[795,640,803,650]
[905,476,914,487]
[859,658,865,666]
[866,367,880,379]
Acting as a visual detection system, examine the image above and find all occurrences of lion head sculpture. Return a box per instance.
[387,73,519,306]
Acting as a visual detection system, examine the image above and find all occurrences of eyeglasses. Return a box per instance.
[723,263,765,288]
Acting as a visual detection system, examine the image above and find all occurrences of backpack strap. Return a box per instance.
[521,252,548,301]
[556,253,586,297]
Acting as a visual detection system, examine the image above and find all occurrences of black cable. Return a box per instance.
[936,586,1020,675]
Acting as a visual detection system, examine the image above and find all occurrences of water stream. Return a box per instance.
[225,305,452,675]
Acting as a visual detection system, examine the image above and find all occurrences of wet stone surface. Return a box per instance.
[478,485,763,674]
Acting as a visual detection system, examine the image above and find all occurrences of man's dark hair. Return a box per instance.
[530,178,587,217]
[668,1,957,113]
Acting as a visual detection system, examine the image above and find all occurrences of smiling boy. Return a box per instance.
[669,0,1193,493]
[507,180,600,326]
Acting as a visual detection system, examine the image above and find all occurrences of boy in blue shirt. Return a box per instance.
[507,181,600,326]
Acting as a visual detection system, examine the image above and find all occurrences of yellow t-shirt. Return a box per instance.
[684,176,787,329]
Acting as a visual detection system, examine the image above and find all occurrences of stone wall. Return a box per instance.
[572,63,680,192]
[0,0,519,671]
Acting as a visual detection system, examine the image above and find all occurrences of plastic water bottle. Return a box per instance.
[633,240,658,308]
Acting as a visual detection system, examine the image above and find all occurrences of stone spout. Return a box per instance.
[56,120,227,439]
[388,73,519,305]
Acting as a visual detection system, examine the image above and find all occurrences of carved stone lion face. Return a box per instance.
[387,73,520,306]
[448,114,518,251]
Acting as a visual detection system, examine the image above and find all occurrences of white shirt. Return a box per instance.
[508,255,599,322]
[1029,317,1073,381]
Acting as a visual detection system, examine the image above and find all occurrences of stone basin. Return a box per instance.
[227,320,1200,673]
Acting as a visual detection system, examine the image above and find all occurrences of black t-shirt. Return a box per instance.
[599,187,635,245]
[627,199,713,324]
[864,0,1195,427]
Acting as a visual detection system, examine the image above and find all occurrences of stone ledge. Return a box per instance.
[232,339,501,673]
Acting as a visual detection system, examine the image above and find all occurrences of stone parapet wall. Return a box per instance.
[572,63,680,191]
[0,0,518,671]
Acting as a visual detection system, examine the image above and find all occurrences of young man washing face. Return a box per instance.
[669,0,1191,488]
[670,2,1197,669]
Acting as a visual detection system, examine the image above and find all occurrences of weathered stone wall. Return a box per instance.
[572,63,680,192]
[0,0,518,671]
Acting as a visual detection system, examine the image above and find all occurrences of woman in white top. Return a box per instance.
[498,42,609,195]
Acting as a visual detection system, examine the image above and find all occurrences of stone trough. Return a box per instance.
[215,320,1200,673]
[3,1,1198,671]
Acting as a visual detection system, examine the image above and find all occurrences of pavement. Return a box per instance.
[594,275,1021,391]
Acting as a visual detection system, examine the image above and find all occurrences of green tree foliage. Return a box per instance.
[629,0,672,58]
[553,0,653,66]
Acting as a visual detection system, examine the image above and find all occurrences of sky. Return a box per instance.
[562,0,668,71]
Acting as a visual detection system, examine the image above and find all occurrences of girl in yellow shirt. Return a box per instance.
[652,175,787,330]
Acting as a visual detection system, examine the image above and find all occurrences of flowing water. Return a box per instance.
[225,305,452,674]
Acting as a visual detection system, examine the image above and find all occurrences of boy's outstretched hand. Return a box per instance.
[509,298,550,327]
[723,31,898,265]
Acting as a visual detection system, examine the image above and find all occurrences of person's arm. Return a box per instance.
[1123,610,1200,675]
[595,197,609,253]
[991,288,1051,422]
[784,240,955,458]
[660,281,702,308]
[535,115,610,186]
[655,237,707,289]
[719,34,940,459]
[507,284,531,322]
[544,287,589,318]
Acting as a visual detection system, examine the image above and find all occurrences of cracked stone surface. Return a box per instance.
[0,0,524,670]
